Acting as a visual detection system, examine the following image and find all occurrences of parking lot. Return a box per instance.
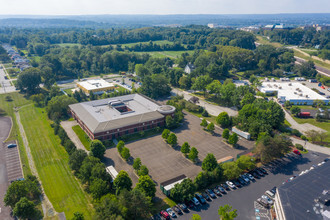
[163,151,329,220]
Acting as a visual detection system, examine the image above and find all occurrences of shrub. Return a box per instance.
[222,129,230,139]
[116,140,125,153]
[200,119,208,128]
[162,129,170,139]
[301,135,307,140]
[291,129,301,137]
[201,109,209,117]
[167,133,177,146]
[295,144,304,151]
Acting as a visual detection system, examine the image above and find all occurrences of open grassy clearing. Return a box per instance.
[72,125,91,150]
[19,105,94,219]
[135,50,193,58]
[294,49,330,70]
[256,36,283,48]
[0,92,32,176]
[292,116,330,142]
[118,40,174,47]
[55,43,82,47]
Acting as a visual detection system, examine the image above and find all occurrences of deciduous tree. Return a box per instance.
[202,153,218,171]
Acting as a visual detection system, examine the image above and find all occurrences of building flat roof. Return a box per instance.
[77,79,114,91]
[278,162,330,220]
[259,82,328,101]
[69,94,164,133]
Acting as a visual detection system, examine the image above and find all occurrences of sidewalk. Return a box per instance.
[61,121,89,153]
[290,137,330,156]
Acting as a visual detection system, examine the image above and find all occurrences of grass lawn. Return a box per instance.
[72,125,91,151]
[292,116,330,142]
[0,92,32,176]
[55,43,82,47]
[19,105,94,219]
[64,88,74,95]
[294,49,330,70]
[256,36,283,48]
[135,50,193,58]
[119,40,174,48]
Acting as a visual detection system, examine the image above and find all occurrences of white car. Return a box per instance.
[261,195,273,205]
[166,208,176,218]
[226,181,236,189]
[247,173,255,181]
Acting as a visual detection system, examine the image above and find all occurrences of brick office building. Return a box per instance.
[69,94,176,140]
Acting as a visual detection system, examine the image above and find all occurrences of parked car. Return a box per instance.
[192,197,201,206]
[185,200,194,209]
[213,188,222,196]
[233,180,241,188]
[172,206,182,215]
[166,208,177,218]
[258,167,268,175]
[247,173,255,181]
[241,174,250,183]
[178,203,188,212]
[226,181,236,189]
[195,194,205,205]
[261,195,273,205]
[293,149,301,155]
[202,192,211,201]
[250,171,260,179]
[221,183,230,191]
[218,186,226,194]
[160,210,170,220]
[7,143,17,148]
[255,169,264,177]
[206,189,216,199]
[237,177,246,185]
[265,190,275,199]
[257,198,270,208]
[270,187,277,195]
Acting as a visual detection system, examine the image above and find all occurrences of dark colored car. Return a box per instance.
[213,188,222,196]
[255,169,264,177]
[185,200,194,209]
[173,206,182,215]
[195,193,207,204]
[250,171,260,179]
[221,183,230,191]
[258,167,268,175]
[237,177,246,185]
[202,192,211,201]
[207,189,216,199]
[218,186,226,194]
[178,203,188,212]
[233,180,241,188]
[7,143,17,148]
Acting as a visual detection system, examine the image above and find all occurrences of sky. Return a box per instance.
[0,0,329,15]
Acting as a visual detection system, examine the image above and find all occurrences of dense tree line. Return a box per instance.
[0,45,10,62]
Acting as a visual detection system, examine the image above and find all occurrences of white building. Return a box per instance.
[184,63,195,74]
[259,82,329,105]
[77,79,115,95]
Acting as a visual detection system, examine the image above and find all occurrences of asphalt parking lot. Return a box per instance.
[166,151,329,220]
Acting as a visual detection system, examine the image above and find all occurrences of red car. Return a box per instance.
[160,210,170,219]
[293,149,301,155]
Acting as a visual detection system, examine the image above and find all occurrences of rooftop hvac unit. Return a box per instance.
[289,83,292,86]
[305,95,309,98]
[279,86,282,89]
[299,93,303,96]
[296,88,299,91]
[294,92,297,94]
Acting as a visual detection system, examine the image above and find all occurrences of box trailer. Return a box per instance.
[106,166,118,182]
[232,127,251,140]
[160,175,186,196]
[299,112,311,118]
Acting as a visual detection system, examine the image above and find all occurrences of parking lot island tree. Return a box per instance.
[181,142,191,155]
[216,112,231,128]
[192,214,202,220]
[133,158,142,171]
[207,122,215,134]
[113,171,132,195]
[90,140,106,159]
[200,118,208,128]
[221,161,242,180]
[138,165,149,176]
[167,133,178,147]
[222,128,230,140]
[228,133,239,146]
[116,140,125,153]
[189,147,199,162]
[218,204,238,220]
[136,175,156,198]
[120,147,131,161]
[162,129,170,139]
[202,153,218,171]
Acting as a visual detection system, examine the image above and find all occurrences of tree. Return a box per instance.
[207,122,215,133]
[90,178,109,200]
[170,178,196,202]
[136,175,156,198]
[71,212,85,220]
[200,119,208,128]
[202,153,218,171]
[191,75,212,97]
[305,130,319,142]
[240,93,255,107]
[181,142,190,155]
[290,106,301,116]
[189,147,199,162]
[191,214,202,220]
[13,197,42,220]
[114,171,132,194]
[138,165,149,176]
[218,204,238,220]
[236,155,256,171]
[116,140,125,153]
[221,162,242,180]
[46,95,77,120]
[16,67,41,94]
[90,140,106,159]
[69,149,88,173]
[222,129,230,139]
[216,112,231,128]
[165,115,176,129]
[140,74,171,98]
[194,171,209,190]
[95,194,123,220]
[162,129,171,139]
[120,147,131,161]
[228,133,239,146]
[167,133,177,146]
[318,131,328,143]
[133,158,142,171]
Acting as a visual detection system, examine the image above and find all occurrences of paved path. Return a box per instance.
[172,88,238,117]
[0,65,16,94]
[15,107,58,219]
[290,137,330,156]
[0,117,14,220]
[61,121,88,153]
[294,56,330,77]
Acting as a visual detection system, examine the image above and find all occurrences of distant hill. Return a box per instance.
[0,13,329,28]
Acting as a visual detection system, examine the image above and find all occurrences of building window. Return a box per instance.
[126,130,129,135]
[134,128,138,132]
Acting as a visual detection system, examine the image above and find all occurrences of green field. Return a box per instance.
[0,93,32,176]
[256,36,284,48]
[18,105,94,219]
[72,125,91,150]
[293,49,330,70]
[118,40,174,47]
[56,43,82,47]
[135,50,194,58]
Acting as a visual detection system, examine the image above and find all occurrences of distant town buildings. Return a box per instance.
[263,23,292,30]
[207,23,231,29]
[2,44,31,71]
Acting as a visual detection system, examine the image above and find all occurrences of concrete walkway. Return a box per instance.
[172,88,238,117]
[290,137,330,156]
[61,121,89,153]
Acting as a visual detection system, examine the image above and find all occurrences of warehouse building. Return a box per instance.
[274,161,330,220]
[259,82,329,105]
[77,79,115,95]
[69,94,176,140]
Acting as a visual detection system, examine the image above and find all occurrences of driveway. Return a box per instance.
[61,121,88,153]
[290,137,330,156]
[172,88,238,117]
[0,117,14,220]
[0,66,16,94]
[178,151,329,220]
